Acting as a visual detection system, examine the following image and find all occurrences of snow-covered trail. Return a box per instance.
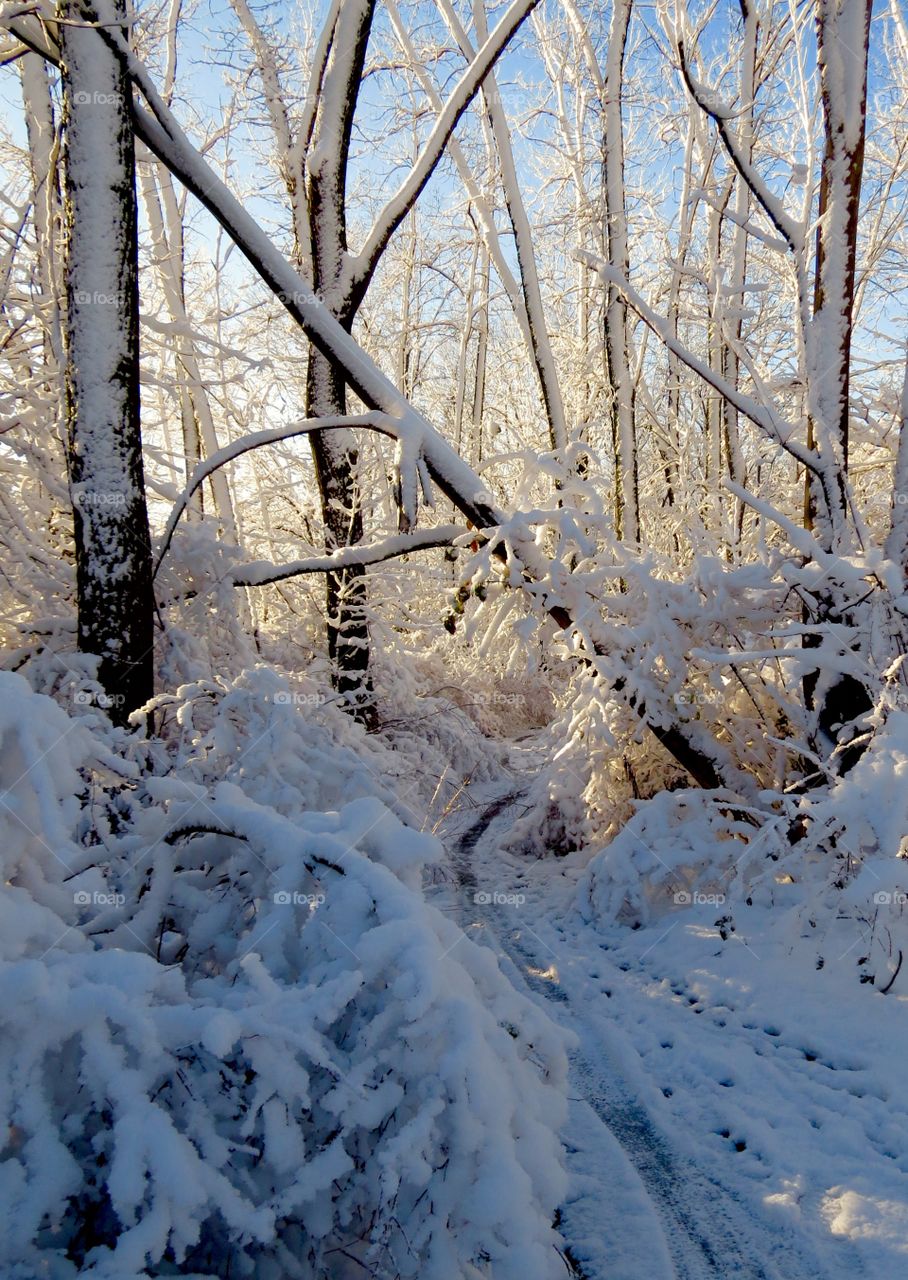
[431,752,861,1280]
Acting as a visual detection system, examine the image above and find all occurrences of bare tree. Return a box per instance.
[230,0,540,723]
[603,0,638,542]
[58,0,153,722]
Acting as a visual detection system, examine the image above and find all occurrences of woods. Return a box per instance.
[0,0,907,1274]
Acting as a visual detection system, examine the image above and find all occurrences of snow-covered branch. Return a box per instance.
[153,412,404,577]
[230,525,466,587]
[675,37,802,254]
[578,251,822,477]
[433,0,568,453]
[348,0,541,298]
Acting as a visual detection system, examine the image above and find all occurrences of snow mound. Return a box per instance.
[0,672,568,1278]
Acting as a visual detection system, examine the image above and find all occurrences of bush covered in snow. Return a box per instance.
[577,698,908,993]
[0,671,568,1279]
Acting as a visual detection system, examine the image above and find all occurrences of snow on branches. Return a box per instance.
[0,671,568,1277]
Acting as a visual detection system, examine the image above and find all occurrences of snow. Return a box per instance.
[0,672,568,1277]
[3,0,907,1274]
[431,736,908,1280]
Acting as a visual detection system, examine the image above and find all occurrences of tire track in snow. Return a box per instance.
[442,789,832,1280]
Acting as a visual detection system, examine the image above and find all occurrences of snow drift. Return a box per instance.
[0,671,568,1279]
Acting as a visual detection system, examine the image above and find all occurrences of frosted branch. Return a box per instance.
[230,526,466,587]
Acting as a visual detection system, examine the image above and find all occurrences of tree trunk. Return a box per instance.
[59,0,153,723]
[721,0,758,547]
[304,0,377,725]
[804,0,872,541]
[306,352,372,721]
[603,0,638,543]
[472,243,490,466]
[138,160,202,518]
[802,0,873,757]
[20,52,63,370]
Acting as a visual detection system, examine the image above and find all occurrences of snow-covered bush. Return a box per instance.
[577,697,908,993]
[576,789,775,926]
[0,672,568,1278]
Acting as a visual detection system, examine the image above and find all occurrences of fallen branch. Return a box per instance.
[164,822,346,876]
[880,948,903,995]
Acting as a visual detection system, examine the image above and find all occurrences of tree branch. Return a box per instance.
[230,525,465,587]
[676,36,801,254]
[578,251,828,481]
[153,412,403,577]
[347,0,541,301]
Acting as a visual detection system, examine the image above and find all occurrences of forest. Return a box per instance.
[0,0,907,1274]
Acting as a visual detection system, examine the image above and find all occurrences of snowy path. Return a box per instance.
[430,753,870,1280]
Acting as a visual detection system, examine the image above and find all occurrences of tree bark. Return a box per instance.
[802,0,874,756]
[304,0,377,725]
[603,0,638,542]
[721,0,758,543]
[804,0,872,541]
[59,0,153,723]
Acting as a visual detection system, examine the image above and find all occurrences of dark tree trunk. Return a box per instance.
[59,0,153,724]
[304,0,377,727]
[802,0,874,763]
[306,348,373,724]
